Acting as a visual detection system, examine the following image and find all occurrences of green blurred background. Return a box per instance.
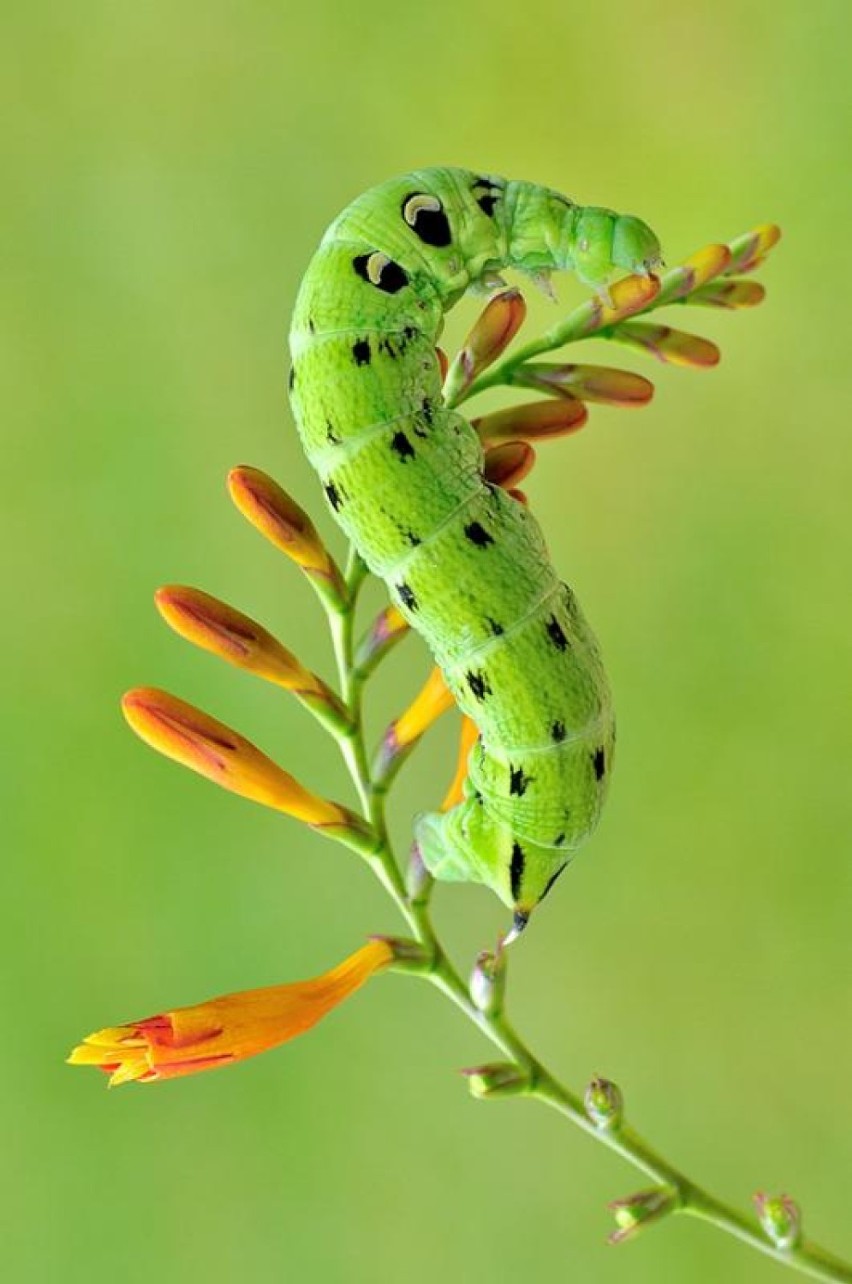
[3,1,850,1280]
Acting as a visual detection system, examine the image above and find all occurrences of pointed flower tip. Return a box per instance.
[155,585,321,693]
[68,940,393,1086]
[121,687,347,827]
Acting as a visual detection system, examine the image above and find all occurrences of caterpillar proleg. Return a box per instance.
[288,168,662,937]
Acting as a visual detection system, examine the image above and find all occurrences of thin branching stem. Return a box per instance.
[321,541,852,1284]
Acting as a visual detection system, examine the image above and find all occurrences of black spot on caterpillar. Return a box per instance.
[325,482,343,512]
[551,720,567,742]
[397,581,418,611]
[288,366,295,390]
[486,617,504,636]
[463,521,494,548]
[390,431,416,461]
[592,747,606,781]
[352,339,371,366]
[465,669,492,701]
[510,841,526,900]
[509,765,532,797]
[546,616,569,651]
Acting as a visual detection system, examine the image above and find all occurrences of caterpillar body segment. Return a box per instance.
[288,167,661,934]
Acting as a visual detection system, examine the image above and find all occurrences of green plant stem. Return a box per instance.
[323,544,851,1284]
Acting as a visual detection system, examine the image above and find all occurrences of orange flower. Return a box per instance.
[67,940,393,1086]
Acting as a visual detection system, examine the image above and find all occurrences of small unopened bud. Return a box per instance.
[443,289,527,404]
[584,1076,624,1130]
[753,1192,802,1251]
[461,1062,529,1100]
[690,279,766,309]
[469,948,506,1017]
[613,321,720,369]
[513,362,654,408]
[608,1186,677,1245]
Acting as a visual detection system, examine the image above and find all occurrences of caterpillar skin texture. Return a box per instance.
[288,168,661,934]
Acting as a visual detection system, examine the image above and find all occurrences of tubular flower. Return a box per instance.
[67,940,393,1086]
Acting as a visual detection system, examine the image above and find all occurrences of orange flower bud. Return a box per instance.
[444,289,527,404]
[227,467,345,604]
[514,363,654,407]
[474,396,588,445]
[122,687,352,829]
[689,279,766,309]
[373,666,455,786]
[155,586,320,693]
[483,441,536,489]
[441,716,479,812]
[613,321,720,369]
[68,940,393,1086]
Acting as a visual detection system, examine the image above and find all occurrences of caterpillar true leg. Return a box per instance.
[288,168,661,936]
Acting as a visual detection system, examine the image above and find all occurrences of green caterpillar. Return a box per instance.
[288,167,661,938]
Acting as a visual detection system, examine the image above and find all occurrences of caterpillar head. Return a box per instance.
[569,207,662,290]
[611,214,663,277]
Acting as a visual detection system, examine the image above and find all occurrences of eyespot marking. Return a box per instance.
[592,746,606,781]
[402,192,452,248]
[353,251,409,294]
